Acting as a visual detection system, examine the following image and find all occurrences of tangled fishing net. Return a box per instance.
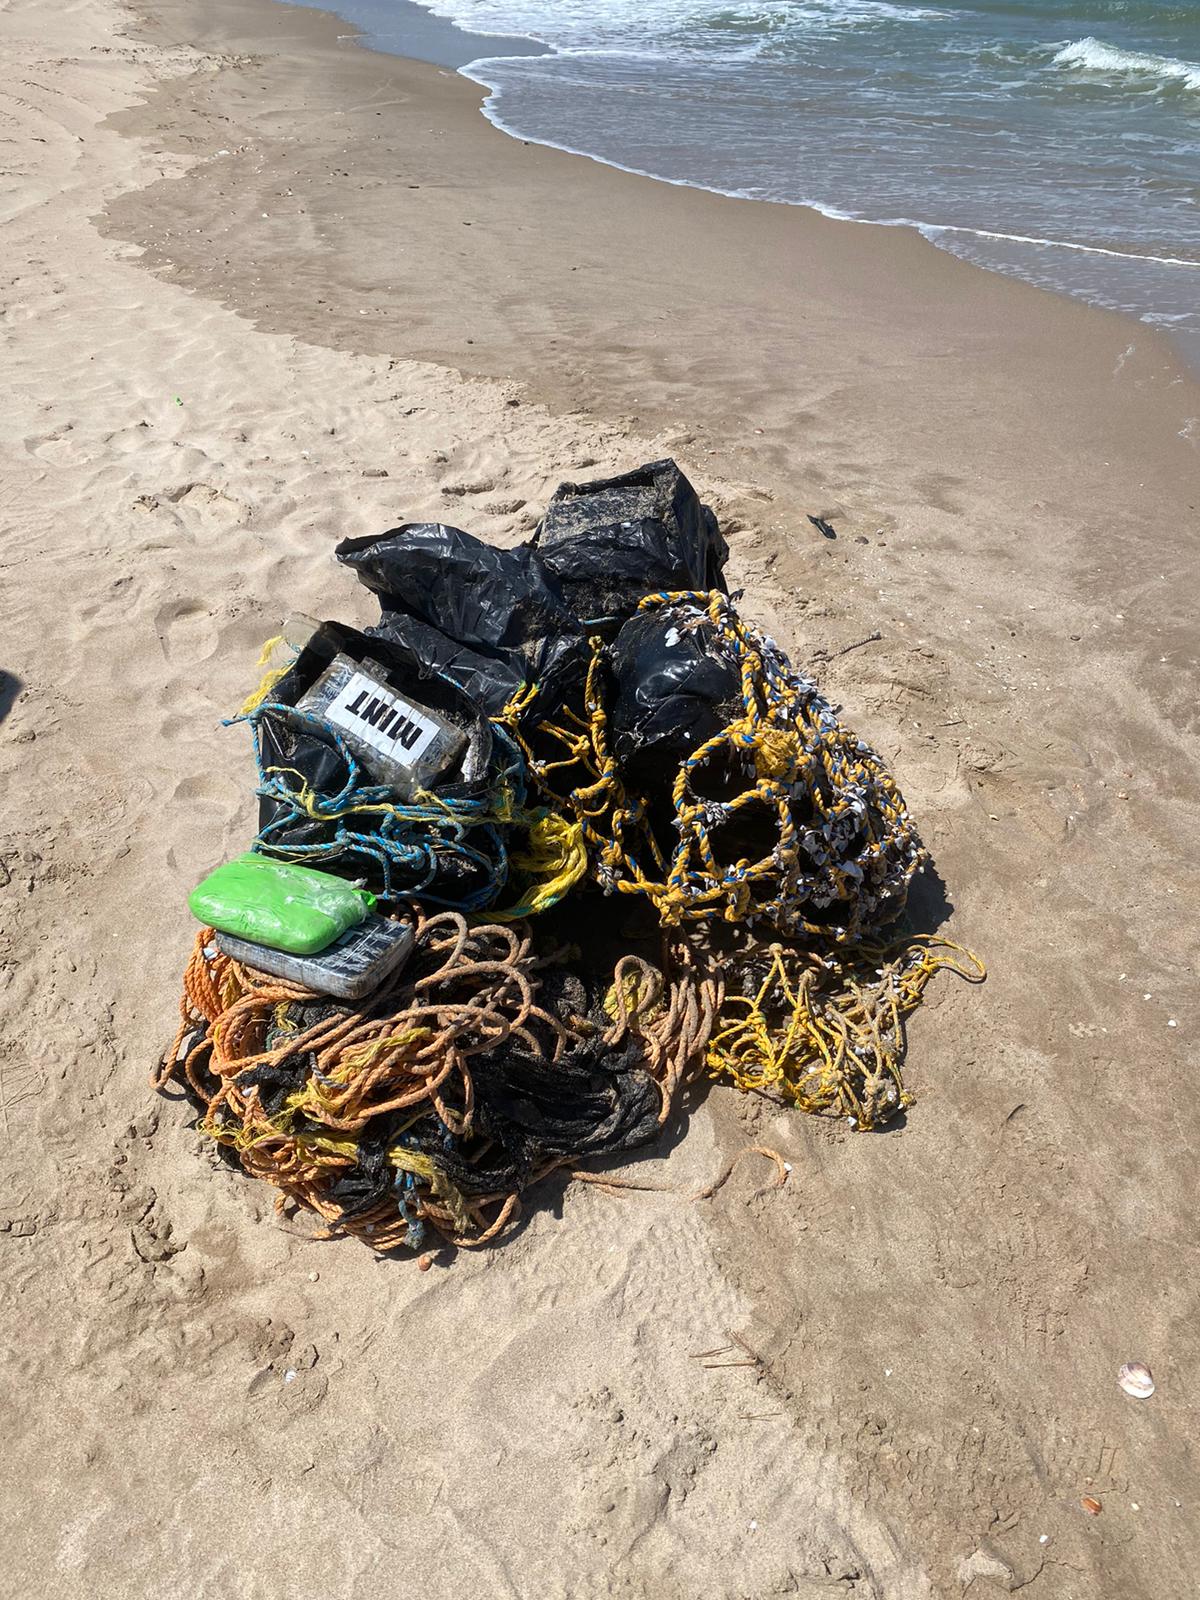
[244,704,531,912]
[154,459,984,1257]
[235,618,545,914]
[707,935,985,1125]
[500,590,926,940]
[157,909,720,1250]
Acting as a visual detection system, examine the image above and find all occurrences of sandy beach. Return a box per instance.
[2,0,1199,1594]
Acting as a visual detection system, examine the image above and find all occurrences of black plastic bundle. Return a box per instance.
[337,522,585,714]
[607,607,742,794]
[333,460,729,713]
[248,620,514,907]
[533,458,729,628]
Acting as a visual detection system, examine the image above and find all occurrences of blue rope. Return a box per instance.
[237,701,530,911]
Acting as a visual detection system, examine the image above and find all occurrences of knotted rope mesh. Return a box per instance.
[499,590,926,940]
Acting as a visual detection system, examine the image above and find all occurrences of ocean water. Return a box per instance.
[293,0,1200,360]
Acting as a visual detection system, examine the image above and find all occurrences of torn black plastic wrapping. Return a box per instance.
[533,459,729,628]
[366,611,525,716]
[383,1036,661,1199]
[336,522,586,705]
[404,962,662,1197]
[462,1035,661,1191]
[184,1006,663,1210]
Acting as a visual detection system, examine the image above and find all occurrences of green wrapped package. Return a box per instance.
[188,853,376,955]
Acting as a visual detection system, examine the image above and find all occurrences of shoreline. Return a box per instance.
[4,0,1200,1592]
[105,0,1200,525]
[284,0,550,68]
[278,0,1200,376]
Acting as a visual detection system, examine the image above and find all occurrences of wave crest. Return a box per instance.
[1052,36,1200,92]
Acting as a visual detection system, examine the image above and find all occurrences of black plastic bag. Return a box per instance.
[366,611,526,716]
[409,1035,662,1196]
[608,606,742,794]
[533,459,729,627]
[337,522,584,701]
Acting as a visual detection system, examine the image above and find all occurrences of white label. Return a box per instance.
[325,671,442,768]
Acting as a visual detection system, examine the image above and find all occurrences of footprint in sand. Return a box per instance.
[439,478,499,498]
[72,573,140,626]
[24,425,101,468]
[102,420,155,456]
[162,482,251,529]
[170,772,236,807]
[153,598,219,665]
[157,674,219,717]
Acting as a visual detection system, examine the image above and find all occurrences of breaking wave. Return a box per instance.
[1052,36,1200,92]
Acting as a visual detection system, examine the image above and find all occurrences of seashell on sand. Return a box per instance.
[1118,1361,1155,1399]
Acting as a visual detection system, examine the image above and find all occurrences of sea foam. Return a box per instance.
[1053,36,1200,92]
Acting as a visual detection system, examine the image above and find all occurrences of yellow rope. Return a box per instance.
[387,1147,473,1235]
[339,1028,435,1073]
[495,639,668,892]
[603,963,665,1027]
[490,813,589,921]
[238,634,289,715]
[708,936,985,1128]
[495,591,925,941]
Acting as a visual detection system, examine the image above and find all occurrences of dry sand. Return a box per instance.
[2,0,1199,1594]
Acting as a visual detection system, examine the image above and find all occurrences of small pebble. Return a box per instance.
[308,1271,320,1282]
[417,1252,434,1272]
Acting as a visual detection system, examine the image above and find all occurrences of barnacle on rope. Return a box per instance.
[497,590,927,941]
[708,936,986,1128]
